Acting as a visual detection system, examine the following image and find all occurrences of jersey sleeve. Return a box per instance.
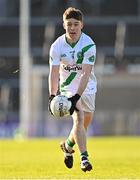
[49,42,60,65]
[83,44,96,65]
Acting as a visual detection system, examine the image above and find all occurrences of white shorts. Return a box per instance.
[81,94,96,112]
[61,92,96,112]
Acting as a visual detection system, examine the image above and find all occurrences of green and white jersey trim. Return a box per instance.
[49,32,97,95]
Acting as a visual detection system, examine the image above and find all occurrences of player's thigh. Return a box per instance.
[81,93,96,112]
[81,94,96,129]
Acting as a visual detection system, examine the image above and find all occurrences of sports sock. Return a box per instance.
[80,151,88,160]
[65,138,75,153]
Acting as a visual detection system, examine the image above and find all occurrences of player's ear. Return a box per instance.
[63,22,66,30]
[81,22,84,29]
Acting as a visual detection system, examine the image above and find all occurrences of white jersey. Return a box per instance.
[49,32,97,96]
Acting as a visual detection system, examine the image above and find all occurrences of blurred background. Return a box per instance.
[0,0,140,138]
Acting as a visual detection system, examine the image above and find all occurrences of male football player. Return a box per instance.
[48,7,97,172]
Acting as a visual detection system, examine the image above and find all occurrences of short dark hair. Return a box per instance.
[63,7,83,22]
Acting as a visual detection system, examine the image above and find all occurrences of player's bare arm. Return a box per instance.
[49,65,59,95]
[77,64,93,96]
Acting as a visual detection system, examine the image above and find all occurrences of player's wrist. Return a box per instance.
[49,94,55,100]
[74,94,81,101]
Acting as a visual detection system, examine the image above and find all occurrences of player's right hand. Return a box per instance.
[48,94,55,115]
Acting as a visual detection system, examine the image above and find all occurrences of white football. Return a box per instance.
[50,95,71,118]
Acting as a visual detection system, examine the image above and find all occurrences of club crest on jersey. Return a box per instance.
[88,55,95,62]
[63,64,82,72]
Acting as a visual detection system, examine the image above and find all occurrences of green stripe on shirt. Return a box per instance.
[76,44,94,64]
[60,72,77,91]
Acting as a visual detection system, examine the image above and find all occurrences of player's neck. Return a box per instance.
[65,33,82,47]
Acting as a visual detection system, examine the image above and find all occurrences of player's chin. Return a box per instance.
[69,33,77,39]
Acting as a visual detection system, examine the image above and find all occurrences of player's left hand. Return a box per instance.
[48,94,55,115]
[68,94,81,115]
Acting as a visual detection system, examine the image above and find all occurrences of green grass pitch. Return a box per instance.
[0,136,140,179]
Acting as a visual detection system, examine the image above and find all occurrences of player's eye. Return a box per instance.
[74,23,80,27]
[67,23,72,26]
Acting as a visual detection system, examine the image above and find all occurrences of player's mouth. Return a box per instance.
[69,32,77,38]
[70,32,76,35]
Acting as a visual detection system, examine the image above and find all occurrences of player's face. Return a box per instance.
[63,18,83,44]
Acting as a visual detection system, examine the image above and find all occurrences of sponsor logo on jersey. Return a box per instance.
[63,64,82,72]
